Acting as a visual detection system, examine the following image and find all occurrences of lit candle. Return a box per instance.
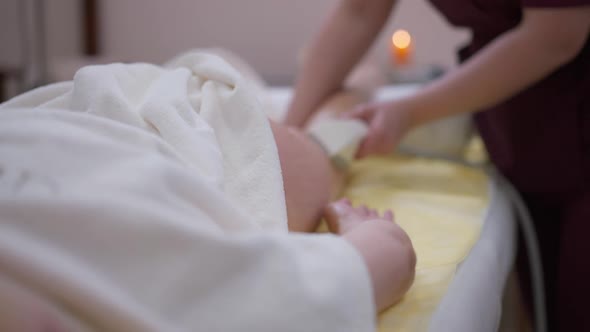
[391,29,412,66]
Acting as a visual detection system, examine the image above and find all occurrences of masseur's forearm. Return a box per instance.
[286,0,395,126]
[405,8,590,127]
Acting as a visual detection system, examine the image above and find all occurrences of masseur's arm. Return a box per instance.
[353,7,590,156]
[285,0,396,127]
[405,7,590,126]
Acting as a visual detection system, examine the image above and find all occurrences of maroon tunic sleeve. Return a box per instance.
[522,0,590,7]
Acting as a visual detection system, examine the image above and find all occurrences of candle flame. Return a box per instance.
[392,30,411,49]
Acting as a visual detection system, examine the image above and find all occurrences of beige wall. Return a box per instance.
[0,0,80,65]
[45,0,82,59]
[0,0,24,68]
[99,0,337,84]
[1,0,470,86]
[99,0,470,84]
[0,0,81,96]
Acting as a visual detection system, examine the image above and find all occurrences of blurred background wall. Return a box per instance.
[0,0,469,99]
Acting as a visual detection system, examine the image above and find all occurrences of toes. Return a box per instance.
[368,209,378,218]
[324,199,395,234]
[384,209,394,222]
[324,199,354,233]
[358,205,369,216]
[324,200,350,219]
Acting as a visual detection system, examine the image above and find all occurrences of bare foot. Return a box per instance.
[324,198,394,234]
[327,199,415,311]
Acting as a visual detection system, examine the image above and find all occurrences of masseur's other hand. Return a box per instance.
[344,99,414,158]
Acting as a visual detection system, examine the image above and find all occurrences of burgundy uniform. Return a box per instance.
[427,0,589,330]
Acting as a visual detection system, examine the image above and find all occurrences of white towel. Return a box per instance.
[4,52,283,231]
[0,52,374,332]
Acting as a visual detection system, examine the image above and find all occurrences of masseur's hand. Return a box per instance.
[324,199,416,311]
[344,98,415,158]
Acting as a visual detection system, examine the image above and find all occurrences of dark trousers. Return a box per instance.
[517,192,590,332]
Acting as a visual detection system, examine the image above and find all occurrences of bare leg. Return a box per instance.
[273,90,372,233]
[275,89,372,232]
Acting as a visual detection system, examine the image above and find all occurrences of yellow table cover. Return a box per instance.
[328,155,489,331]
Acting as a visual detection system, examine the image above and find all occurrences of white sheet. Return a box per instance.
[428,176,517,332]
[0,52,375,332]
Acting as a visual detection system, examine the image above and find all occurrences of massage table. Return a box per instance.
[0,48,542,330]
[267,85,533,332]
